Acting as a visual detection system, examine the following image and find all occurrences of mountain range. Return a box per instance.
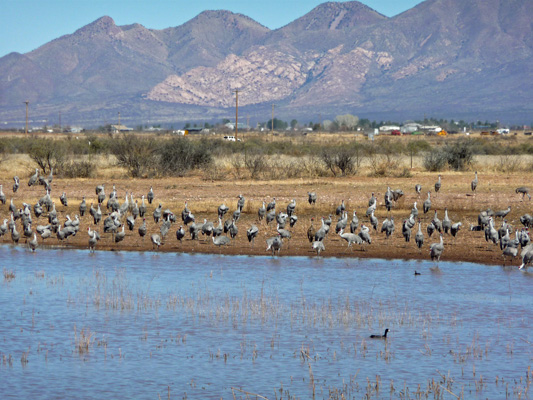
[1,0,532,128]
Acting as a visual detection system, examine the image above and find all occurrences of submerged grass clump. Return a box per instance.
[3,269,15,282]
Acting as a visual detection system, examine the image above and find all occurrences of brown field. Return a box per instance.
[2,157,532,267]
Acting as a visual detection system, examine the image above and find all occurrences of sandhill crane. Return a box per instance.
[183,210,195,226]
[312,240,325,255]
[151,233,161,249]
[153,203,162,223]
[427,221,436,238]
[28,233,38,252]
[423,192,431,214]
[276,224,291,247]
[213,235,231,247]
[450,222,462,239]
[370,210,378,231]
[402,220,411,242]
[516,187,531,201]
[218,204,229,219]
[307,218,316,243]
[232,208,241,223]
[228,219,238,240]
[485,218,499,246]
[384,187,393,213]
[78,196,87,216]
[338,229,362,249]
[266,208,276,225]
[138,195,147,217]
[368,192,376,208]
[138,218,147,239]
[350,211,359,233]
[132,200,139,219]
[0,219,7,237]
[314,218,327,242]
[213,218,223,237]
[381,216,395,239]
[237,194,245,212]
[0,185,5,204]
[246,225,259,248]
[432,210,442,233]
[308,192,317,205]
[266,235,282,256]
[434,175,442,195]
[258,201,266,221]
[415,220,424,249]
[13,176,20,193]
[276,211,288,228]
[147,186,154,204]
[201,218,214,238]
[519,243,533,269]
[429,234,444,263]
[442,208,452,234]
[88,230,98,253]
[335,211,348,234]
[97,185,106,204]
[336,200,345,216]
[471,171,478,194]
[495,206,511,219]
[289,215,298,228]
[358,225,372,249]
[411,202,418,218]
[266,198,276,212]
[181,202,190,222]
[286,199,296,216]
[28,168,39,186]
[176,226,185,243]
[415,184,422,197]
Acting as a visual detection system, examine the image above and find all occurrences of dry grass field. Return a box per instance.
[1,130,532,267]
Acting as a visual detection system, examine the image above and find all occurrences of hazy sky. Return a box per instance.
[1,0,423,58]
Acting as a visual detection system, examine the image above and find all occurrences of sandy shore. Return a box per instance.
[2,172,530,267]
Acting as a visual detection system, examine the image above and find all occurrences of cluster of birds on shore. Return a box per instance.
[2,168,533,270]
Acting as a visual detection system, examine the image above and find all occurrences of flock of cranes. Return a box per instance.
[1,167,533,270]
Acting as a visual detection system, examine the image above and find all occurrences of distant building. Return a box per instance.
[111,124,133,133]
[379,125,401,132]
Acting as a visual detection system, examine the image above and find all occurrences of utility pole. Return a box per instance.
[23,101,29,134]
[271,104,275,134]
[234,89,239,139]
[59,111,61,133]
[118,111,121,126]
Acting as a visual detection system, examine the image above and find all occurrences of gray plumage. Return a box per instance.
[258,201,266,220]
[423,192,431,214]
[308,192,317,205]
[237,194,245,212]
[415,221,424,249]
[312,240,325,255]
[213,235,231,247]
[429,234,444,262]
[434,175,441,193]
[266,235,283,256]
[151,233,161,249]
[339,229,362,247]
[516,186,531,200]
[471,171,478,193]
[147,186,154,204]
[246,224,259,247]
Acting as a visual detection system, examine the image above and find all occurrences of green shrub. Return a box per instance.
[28,139,66,173]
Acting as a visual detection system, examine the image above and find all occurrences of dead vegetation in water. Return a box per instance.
[3,268,15,282]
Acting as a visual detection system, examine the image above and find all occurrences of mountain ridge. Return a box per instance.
[1,0,532,126]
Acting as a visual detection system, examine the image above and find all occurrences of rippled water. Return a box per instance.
[1,245,532,399]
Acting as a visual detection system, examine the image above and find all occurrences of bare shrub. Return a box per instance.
[320,147,356,176]
[423,150,448,172]
[244,154,266,179]
[497,155,523,173]
[61,160,95,178]
[28,139,66,173]
[157,137,212,177]
[110,134,158,178]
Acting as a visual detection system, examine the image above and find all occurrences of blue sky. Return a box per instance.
[1,0,423,58]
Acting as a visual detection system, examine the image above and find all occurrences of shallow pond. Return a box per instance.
[1,245,532,399]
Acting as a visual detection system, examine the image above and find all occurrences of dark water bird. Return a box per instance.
[147,186,154,204]
[308,192,317,205]
[246,224,259,248]
[370,328,389,339]
[516,187,531,201]
[471,171,478,194]
[434,174,442,194]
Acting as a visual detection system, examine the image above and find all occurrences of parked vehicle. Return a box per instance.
[391,130,401,136]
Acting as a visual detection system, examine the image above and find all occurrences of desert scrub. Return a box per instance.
[110,134,158,178]
[61,159,96,178]
[157,137,212,177]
